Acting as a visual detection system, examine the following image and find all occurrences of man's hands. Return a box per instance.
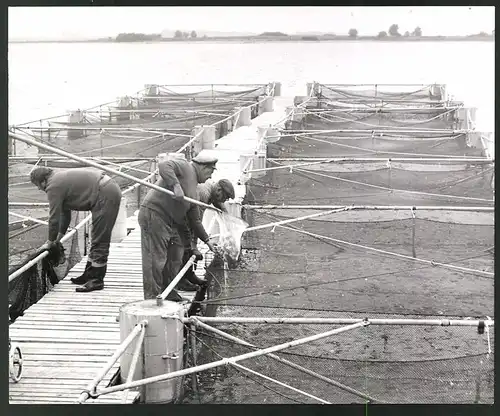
[40,240,57,252]
[206,241,222,256]
[173,184,185,201]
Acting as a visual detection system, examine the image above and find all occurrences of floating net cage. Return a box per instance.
[182,83,494,404]
[8,83,275,319]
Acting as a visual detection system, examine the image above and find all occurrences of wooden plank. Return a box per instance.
[12,354,113,361]
[14,315,119,323]
[13,366,118,379]
[9,330,120,340]
[14,319,121,327]
[16,349,115,356]
[13,324,121,332]
[23,361,116,368]
[9,378,93,385]
[10,337,120,344]
[15,341,119,349]
[8,226,151,404]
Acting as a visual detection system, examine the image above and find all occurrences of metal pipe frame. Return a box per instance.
[231,361,331,404]
[88,321,369,398]
[302,106,463,114]
[9,202,50,207]
[242,205,495,212]
[280,128,467,134]
[122,324,147,404]
[9,156,155,162]
[244,157,493,174]
[245,207,350,233]
[157,255,197,305]
[13,126,194,135]
[78,320,148,404]
[187,317,494,327]
[191,318,381,403]
[9,132,221,213]
[8,211,50,227]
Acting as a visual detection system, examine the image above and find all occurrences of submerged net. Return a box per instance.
[184,311,494,404]
[187,85,494,404]
[8,212,83,322]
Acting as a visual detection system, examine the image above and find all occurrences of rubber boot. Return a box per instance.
[176,277,199,292]
[185,266,208,288]
[76,265,106,293]
[70,261,92,285]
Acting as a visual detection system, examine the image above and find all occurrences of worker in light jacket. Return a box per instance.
[30,166,122,292]
[138,153,219,302]
[176,178,236,291]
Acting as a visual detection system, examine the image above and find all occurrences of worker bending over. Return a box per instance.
[177,178,235,291]
[138,153,219,302]
[30,167,122,292]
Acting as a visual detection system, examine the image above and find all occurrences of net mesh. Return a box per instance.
[183,314,494,404]
[9,211,83,322]
[182,84,494,404]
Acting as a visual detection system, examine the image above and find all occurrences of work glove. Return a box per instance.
[190,248,204,261]
[41,241,66,267]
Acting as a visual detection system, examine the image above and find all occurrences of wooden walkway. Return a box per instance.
[8,215,199,404]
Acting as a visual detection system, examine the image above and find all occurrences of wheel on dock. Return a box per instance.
[9,342,23,383]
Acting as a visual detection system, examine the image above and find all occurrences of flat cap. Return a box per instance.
[218,179,235,199]
[192,153,218,166]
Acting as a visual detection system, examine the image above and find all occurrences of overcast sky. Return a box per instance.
[8,6,495,40]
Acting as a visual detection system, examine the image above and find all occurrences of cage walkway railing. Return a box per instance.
[78,321,369,402]
[78,320,148,404]
[8,131,223,283]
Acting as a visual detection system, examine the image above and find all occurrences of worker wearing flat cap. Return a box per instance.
[138,153,220,301]
[176,178,236,291]
[30,166,122,292]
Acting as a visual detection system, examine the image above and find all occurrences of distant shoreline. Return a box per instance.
[9,35,495,44]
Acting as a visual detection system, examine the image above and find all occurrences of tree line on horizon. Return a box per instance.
[114,25,495,42]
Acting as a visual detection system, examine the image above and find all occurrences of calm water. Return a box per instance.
[8,41,494,134]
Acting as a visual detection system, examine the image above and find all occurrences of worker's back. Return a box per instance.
[45,168,103,211]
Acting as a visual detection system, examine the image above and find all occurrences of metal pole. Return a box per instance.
[231,362,331,404]
[244,207,350,233]
[122,324,146,404]
[78,320,148,404]
[246,157,492,174]
[8,211,50,227]
[9,156,155,161]
[190,323,199,396]
[242,205,494,212]
[192,318,381,403]
[92,322,369,397]
[156,255,197,305]
[187,317,494,327]
[9,131,220,213]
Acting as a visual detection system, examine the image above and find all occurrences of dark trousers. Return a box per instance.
[89,179,122,266]
[138,207,184,300]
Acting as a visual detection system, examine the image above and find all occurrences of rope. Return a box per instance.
[276,224,493,277]
[186,326,306,404]
[299,134,478,160]
[272,162,494,203]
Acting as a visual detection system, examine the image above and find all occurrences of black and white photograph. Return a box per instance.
[7,5,494,405]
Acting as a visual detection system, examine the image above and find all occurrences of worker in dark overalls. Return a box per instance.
[138,153,219,302]
[30,166,122,292]
[176,178,236,291]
